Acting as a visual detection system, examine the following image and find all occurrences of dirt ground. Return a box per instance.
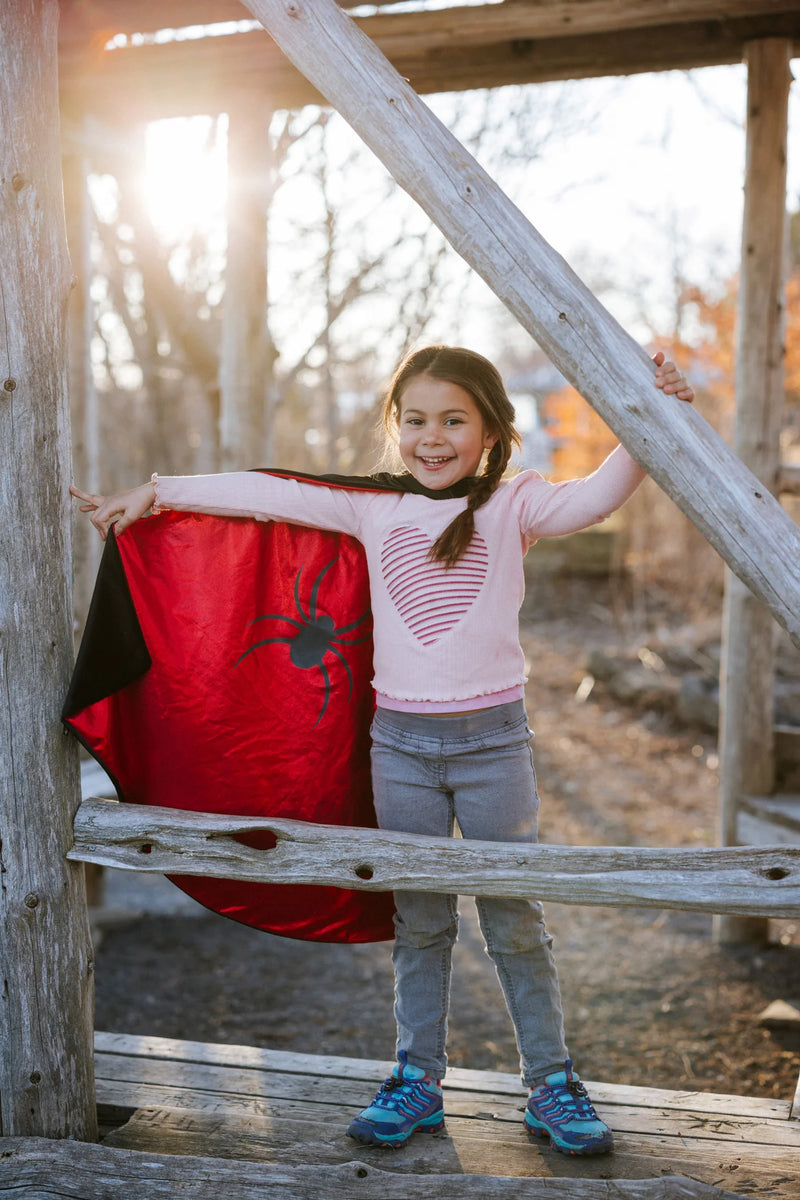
[93,578,800,1103]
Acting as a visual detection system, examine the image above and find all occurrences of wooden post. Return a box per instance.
[62,117,102,640]
[242,0,800,648]
[715,39,792,946]
[0,0,97,1139]
[61,126,104,908]
[219,99,276,470]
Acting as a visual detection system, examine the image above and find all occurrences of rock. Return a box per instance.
[585,647,623,683]
[607,666,680,712]
[677,674,719,732]
[758,999,800,1029]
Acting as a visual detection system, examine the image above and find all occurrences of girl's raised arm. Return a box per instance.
[70,481,156,542]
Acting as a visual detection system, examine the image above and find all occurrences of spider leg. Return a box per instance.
[294,568,308,621]
[234,636,292,667]
[248,613,303,630]
[314,663,332,727]
[333,606,372,635]
[328,645,354,698]
[330,629,372,646]
[307,558,338,621]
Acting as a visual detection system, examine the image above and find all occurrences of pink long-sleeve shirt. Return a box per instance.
[154,445,644,713]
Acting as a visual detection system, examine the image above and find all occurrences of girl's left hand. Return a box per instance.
[652,351,694,403]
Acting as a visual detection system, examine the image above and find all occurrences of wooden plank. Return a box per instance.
[57,0,798,52]
[740,795,800,835]
[58,12,800,120]
[70,799,800,917]
[245,0,800,646]
[92,1055,800,1150]
[0,1136,754,1199]
[737,809,800,847]
[94,1032,793,1120]
[0,0,97,1141]
[56,0,405,50]
[98,1104,799,1195]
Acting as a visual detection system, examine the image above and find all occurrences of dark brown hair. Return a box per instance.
[383,345,521,568]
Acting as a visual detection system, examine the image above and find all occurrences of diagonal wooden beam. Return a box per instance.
[239,0,800,648]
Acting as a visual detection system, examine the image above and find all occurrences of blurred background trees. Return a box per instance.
[66,67,800,633]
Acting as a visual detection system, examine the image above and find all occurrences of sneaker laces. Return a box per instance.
[371,1074,407,1107]
[548,1064,598,1120]
[369,1055,437,1111]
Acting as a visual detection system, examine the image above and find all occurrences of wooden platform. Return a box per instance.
[8,1031,789,1198]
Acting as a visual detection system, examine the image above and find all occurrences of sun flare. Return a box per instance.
[143,115,227,243]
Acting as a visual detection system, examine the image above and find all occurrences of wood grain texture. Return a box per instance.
[58,11,800,119]
[0,0,96,1140]
[0,1135,756,1199]
[57,0,794,46]
[70,799,800,916]
[92,1053,800,1148]
[716,39,792,944]
[85,1035,796,1195]
[92,1031,794,1119]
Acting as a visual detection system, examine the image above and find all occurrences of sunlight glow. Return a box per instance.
[143,116,227,245]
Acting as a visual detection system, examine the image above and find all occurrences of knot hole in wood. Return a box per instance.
[761,865,790,880]
[232,830,279,852]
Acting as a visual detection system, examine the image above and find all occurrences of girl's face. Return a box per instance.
[396,375,498,490]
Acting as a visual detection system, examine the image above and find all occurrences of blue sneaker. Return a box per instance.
[525,1060,613,1155]
[347,1052,444,1148]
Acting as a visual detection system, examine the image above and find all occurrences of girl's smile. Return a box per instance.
[397,376,498,490]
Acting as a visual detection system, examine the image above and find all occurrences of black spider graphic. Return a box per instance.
[235,557,372,726]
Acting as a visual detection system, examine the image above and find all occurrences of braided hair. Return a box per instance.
[383,346,521,568]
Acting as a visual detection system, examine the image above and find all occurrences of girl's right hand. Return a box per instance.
[70,481,156,542]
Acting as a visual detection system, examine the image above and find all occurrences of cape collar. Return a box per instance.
[258,467,475,500]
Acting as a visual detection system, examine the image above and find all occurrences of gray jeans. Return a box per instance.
[370,701,568,1087]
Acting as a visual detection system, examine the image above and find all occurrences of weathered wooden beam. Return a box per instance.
[58,11,800,120]
[716,38,791,946]
[70,799,800,917]
[63,120,103,636]
[55,0,798,51]
[219,98,275,470]
[0,1135,755,1199]
[240,0,800,648]
[56,0,402,51]
[0,0,97,1141]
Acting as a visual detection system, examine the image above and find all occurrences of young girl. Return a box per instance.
[72,345,693,1157]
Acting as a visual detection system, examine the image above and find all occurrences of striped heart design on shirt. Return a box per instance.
[380,526,489,645]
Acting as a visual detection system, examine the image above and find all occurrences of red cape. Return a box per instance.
[63,506,395,943]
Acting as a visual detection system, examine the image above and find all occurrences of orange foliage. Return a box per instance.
[541,265,800,485]
[542,385,619,481]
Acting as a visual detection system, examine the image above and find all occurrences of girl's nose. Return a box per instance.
[422,425,444,444]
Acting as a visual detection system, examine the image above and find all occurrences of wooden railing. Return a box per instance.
[70,798,800,919]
